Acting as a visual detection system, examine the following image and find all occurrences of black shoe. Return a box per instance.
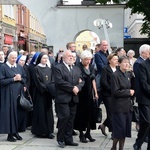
[98,124,107,136]
[7,134,16,142]
[85,134,95,142]
[45,133,55,139]
[72,130,78,136]
[79,135,88,143]
[58,141,65,148]
[13,133,22,140]
[133,143,141,150]
[65,142,79,146]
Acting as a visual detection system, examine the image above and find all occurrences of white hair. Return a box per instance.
[139,44,150,55]
[80,50,92,60]
[127,49,135,56]
[7,51,17,59]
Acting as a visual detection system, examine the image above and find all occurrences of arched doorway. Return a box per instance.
[75,30,100,54]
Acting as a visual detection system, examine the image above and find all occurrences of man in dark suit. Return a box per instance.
[133,44,150,132]
[133,44,150,150]
[54,50,84,148]
[133,44,150,99]
[95,40,109,75]
[94,40,110,105]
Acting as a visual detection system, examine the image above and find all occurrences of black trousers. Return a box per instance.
[56,101,77,143]
[103,96,112,132]
[135,104,150,148]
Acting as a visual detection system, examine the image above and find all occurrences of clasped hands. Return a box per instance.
[14,74,22,81]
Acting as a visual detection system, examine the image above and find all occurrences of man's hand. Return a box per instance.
[73,86,79,95]
[130,89,135,96]
[79,78,82,83]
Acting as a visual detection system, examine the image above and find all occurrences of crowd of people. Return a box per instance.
[0,42,150,150]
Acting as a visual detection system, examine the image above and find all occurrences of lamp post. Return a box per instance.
[93,19,113,54]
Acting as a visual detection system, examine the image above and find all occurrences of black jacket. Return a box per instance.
[111,68,132,113]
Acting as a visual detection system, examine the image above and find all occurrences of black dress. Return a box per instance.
[0,63,26,134]
[74,63,96,131]
[31,65,54,136]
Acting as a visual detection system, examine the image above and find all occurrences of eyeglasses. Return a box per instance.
[59,51,64,53]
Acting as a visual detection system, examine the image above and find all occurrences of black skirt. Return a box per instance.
[112,112,132,138]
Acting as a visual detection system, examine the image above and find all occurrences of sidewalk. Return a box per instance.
[0,104,147,150]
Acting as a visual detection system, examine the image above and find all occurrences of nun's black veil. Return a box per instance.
[4,49,13,63]
[35,52,45,66]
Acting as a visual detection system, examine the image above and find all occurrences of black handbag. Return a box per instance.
[94,100,102,123]
[132,105,139,122]
[18,89,33,112]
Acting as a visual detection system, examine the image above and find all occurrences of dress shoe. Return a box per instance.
[84,133,96,142]
[7,134,16,142]
[98,124,107,136]
[72,130,78,136]
[58,141,65,148]
[133,143,141,150]
[45,133,55,139]
[13,133,22,140]
[79,135,88,143]
[65,142,79,146]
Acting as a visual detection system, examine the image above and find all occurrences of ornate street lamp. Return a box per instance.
[93,19,113,53]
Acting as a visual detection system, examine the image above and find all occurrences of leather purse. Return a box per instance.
[18,89,33,112]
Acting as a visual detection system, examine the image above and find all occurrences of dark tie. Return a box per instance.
[68,65,73,75]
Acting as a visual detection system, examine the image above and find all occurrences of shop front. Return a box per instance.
[0,23,17,50]
[28,33,46,53]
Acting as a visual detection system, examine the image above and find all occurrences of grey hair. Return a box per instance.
[139,44,150,55]
[127,49,135,56]
[80,50,92,60]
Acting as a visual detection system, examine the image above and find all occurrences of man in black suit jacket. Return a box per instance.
[133,44,150,102]
[133,45,150,150]
[54,50,84,148]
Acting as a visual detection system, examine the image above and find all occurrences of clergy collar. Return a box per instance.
[38,63,47,67]
[6,61,17,68]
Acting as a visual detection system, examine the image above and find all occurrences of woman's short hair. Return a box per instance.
[107,53,117,61]
[127,49,135,56]
[118,56,129,63]
[80,50,92,60]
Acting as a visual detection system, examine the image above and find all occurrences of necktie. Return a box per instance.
[68,65,73,75]
[68,65,72,71]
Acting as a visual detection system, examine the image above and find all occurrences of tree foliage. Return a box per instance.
[95,0,150,37]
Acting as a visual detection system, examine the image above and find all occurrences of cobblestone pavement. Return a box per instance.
[0,104,147,150]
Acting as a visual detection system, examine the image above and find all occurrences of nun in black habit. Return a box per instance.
[0,51,27,142]
[31,52,55,139]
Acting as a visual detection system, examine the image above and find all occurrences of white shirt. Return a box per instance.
[6,61,17,68]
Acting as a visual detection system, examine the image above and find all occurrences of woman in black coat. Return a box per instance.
[74,50,98,143]
[99,53,118,136]
[110,56,135,150]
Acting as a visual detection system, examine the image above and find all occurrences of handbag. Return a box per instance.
[94,100,102,123]
[132,105,139,122]
[18,89,33,112]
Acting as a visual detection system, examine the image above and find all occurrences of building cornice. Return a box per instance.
[57,4,126,9]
